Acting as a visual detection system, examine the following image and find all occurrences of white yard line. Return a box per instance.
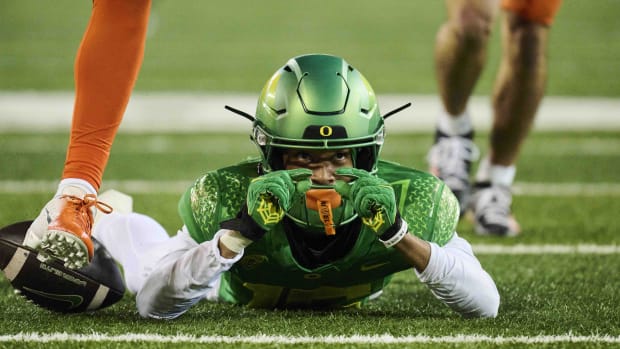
[472,244,620,255]
[1,92,619,132]
[511,182,620,196]
[0,333,619,344]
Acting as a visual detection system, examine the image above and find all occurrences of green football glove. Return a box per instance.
[221,169,312,241]
[246,169,312,229]
[335,168,407,247]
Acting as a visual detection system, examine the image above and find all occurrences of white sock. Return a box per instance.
[437,109,473,136]
[56,178,97,197]
[475,156,516,187]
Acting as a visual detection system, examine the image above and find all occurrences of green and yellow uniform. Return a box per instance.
[178,158,459,308]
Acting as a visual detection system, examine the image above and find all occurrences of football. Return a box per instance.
[0,221,126,313]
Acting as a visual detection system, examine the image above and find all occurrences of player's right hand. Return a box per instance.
[246,169,312,231]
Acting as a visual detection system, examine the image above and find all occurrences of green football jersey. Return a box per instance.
[178,158,459,308]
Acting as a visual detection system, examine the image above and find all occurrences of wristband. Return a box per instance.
[219,204,267,241]
[379,218,408,248]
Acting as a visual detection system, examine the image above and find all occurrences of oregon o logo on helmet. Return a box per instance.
[319,126,333,137]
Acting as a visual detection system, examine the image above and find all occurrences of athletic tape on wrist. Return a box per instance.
[380,219,408,248]
[219,231,253,254]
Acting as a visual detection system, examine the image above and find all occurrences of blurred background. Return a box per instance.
[3,0,619,135]
[2,0,619,96]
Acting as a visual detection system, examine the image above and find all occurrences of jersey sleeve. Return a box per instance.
[378,161,459,246]
[429,182,460,244]
[178,164,256,243]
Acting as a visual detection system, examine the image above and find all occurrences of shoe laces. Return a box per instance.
[427,136,480,186]
[59,194,113,232]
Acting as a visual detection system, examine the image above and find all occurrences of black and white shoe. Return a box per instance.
[469,182,520,237]
[427,130,479,215]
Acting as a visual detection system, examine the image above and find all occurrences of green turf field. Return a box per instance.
[1,1,620,348]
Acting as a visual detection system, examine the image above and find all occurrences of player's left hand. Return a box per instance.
[334,168,398,237]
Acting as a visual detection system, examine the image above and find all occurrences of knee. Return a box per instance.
[452,6,495,45]
[505,15,547,69]
[464,287,500,319]
[480,290,500,318]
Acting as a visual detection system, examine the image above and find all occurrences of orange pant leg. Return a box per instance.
[501,0,563,26]
[62,0,151,190]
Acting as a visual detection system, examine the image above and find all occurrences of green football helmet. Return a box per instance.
[251,53,385,234]
[252,53,384,173]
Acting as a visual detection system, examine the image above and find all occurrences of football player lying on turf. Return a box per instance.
[93,54,500,319]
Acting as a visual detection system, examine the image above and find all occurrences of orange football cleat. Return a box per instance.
[24,186,113,269]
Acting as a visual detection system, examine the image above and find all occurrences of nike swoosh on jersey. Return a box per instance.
[23,286,84,309]
[360,261,390,272]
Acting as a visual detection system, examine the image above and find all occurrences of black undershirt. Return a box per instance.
[283,217,362,269]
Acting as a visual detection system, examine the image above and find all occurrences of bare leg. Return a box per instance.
[428,0,499,214]
[471,12,550,237]
[489,12,549,166]
[435,0,499,116]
